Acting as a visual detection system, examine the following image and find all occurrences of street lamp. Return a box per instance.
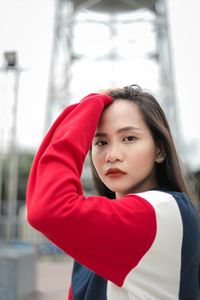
[0,51,21,239]
[4,51,17,68]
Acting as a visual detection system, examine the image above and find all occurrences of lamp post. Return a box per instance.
[0,51,21,239]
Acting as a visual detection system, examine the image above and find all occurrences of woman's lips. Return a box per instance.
[106,168,126,177]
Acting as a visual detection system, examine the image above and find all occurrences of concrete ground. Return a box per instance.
[27,255,73,300]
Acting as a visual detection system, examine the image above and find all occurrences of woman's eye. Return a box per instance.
[123,136,136,142]
[95,140,107,146]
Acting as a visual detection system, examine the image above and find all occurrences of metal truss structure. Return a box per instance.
[44,0,179,191]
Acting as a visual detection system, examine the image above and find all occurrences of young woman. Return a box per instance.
[26,85,200,299]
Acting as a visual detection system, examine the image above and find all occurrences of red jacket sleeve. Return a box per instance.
[26,93,156,286]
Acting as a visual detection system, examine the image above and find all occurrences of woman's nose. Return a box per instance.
[105,145,123,163]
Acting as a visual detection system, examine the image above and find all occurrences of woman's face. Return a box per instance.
[91,99,162,198]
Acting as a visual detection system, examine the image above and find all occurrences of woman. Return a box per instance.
[27,85,200,299]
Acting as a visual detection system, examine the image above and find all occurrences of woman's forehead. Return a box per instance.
[98,99,145,129]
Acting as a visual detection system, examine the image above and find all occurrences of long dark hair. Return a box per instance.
[90,84,190,199]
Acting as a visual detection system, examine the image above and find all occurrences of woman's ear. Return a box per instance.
[155,141,165,163]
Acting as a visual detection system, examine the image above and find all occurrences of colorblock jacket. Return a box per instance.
[26,94,200,299]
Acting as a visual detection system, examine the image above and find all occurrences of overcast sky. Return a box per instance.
[0,0,200,171]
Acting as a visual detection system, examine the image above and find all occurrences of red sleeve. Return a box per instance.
[68,285,72,300]
[26,93,156,286]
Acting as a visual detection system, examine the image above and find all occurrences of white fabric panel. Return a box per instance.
[107,283,128,299]
[107,191,183,300]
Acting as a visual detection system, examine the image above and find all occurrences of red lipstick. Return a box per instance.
[106,168,126,177]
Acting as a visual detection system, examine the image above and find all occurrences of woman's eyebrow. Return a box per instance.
[94,132,107,138]
[117,126,141,133]
[94,126,141,137]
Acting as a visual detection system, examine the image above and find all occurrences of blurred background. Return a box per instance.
[0,0,200,299]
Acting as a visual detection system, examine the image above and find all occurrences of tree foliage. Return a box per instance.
[1,151,34,205]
